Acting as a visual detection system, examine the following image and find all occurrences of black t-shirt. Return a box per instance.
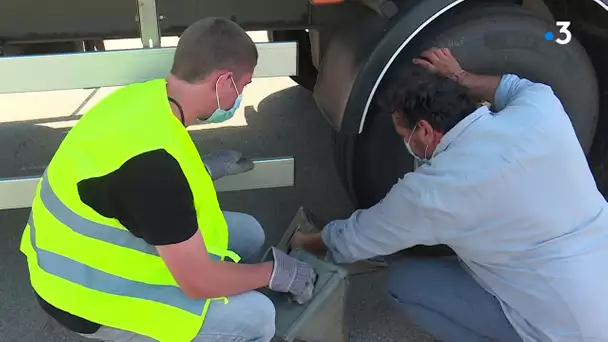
[35,149,199,334]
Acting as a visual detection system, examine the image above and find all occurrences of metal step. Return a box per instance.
[0,41,297,94]
[0,157,294,211]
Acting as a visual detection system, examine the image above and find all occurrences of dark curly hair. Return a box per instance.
[378,64,478,133]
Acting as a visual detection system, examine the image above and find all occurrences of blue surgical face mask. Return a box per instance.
[199,75,242,124]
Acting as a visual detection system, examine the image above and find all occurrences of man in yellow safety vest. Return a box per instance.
[20,17,317,342]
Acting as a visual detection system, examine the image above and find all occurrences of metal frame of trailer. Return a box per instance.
[0,0,299,211]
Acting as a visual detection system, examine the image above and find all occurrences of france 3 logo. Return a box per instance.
[545,21,572,45]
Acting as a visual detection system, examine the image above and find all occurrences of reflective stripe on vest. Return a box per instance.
[39,174,156,255]
[33,174,220,315]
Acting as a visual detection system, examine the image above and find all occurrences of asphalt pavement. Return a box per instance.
[0,35,434,342]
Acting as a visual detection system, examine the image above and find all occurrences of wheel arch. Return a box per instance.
[354,0,466,134]
[312,0,608,134]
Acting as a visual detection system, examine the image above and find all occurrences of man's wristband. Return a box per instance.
[450,69,467,83]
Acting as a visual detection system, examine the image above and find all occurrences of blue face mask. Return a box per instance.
[200,75,242,124]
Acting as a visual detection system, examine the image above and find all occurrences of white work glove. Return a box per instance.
[264,247,318,304]
[202,149,254,180]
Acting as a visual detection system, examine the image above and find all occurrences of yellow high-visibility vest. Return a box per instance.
[20,79,241,342]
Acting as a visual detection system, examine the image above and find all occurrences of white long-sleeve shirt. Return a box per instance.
[322,74,608,341]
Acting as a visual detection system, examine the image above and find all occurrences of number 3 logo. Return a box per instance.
[556,21,572,45]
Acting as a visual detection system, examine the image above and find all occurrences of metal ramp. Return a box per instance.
[263,207,349,342]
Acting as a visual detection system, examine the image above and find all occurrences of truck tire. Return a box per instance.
[335,4,600,212]
[268,30,318,91]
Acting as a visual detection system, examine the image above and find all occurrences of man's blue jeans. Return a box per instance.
[387,258,522,342]
[79,211,275,342]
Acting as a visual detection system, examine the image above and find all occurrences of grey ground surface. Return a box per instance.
[0,68,434,341]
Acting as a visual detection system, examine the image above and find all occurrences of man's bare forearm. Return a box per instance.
[292,232,327,257]
[190,261,273,299]
[455,71,501,104]
[412,48,501,103]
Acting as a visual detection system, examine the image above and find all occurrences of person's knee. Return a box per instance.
[387,260,432,306]
[225,211,266,260]
[240,292,276,340]
[196,291,276,342]
[239,213,265,252]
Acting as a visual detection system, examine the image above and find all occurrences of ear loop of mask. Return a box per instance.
[215,76,222,109]
[407,123,431,160]
[168,97,185,125]
[215,75,239,110]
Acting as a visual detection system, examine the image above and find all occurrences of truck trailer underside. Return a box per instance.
[2,0,608,341]
[2,0,608,264]
[0,0,302,210]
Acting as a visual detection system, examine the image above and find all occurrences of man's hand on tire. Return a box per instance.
[202,149,254,180]
[265,247,318,304]
[413,47,467,81]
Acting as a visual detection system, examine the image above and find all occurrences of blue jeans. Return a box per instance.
[79,211,275,342]
[387,258,522,342]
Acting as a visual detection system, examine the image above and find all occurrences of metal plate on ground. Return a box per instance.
[262,249,349,342]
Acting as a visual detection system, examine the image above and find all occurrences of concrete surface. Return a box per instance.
[0,34,434,342]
